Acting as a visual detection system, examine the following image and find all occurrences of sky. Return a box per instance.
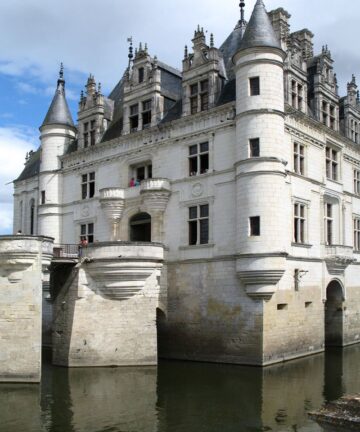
[1,0,360,234]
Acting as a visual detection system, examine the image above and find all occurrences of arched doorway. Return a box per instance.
[129,212,151,242]
[325,280,344,347]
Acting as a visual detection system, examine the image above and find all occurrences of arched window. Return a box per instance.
[30,198,35,235]
[129,212,151,242]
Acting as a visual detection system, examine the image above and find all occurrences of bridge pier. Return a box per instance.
[0,236,53,382]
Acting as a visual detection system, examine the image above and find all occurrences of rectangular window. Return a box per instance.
[188,142,209,176]
[250,216,260,236]
[142,99,152,128]
[81,172,95,200]
[330,105,336,130]
[41,190,45,205]
[249,138,260,157]
[80,223,94,244]
[130,162,152,185]
[200,80,209,111]
[354,170,360,195]
[326,147,339,181]
[322,101,328,126]
[83,122,89,148]
[249,77,260,96]
[190,83,199,114]
[325,203,333,245]
[130,104,139,131]
[188,204,209,245]
[354,218,360,251]
[294,142,305,175]
[294,203,306,244]
[138,67,144,83]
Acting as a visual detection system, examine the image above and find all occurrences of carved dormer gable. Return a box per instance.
[340,75,360,144]
[182,27,226,116]
[268,8,291,51]
[122,43,182,134]
[78,75,114,149]
[307,46,340,131]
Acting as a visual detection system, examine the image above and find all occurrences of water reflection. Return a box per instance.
[0,345,359,432]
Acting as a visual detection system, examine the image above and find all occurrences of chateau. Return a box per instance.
[2,0,360,380]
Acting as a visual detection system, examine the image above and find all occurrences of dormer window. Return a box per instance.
[90,120,96,146]
[142,100,152,128]
[130,104,139,132]
[189,79,209,115]
[138,67,144,83]
[291,80,304,111]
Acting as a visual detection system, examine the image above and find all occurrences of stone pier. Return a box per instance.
[52,242,164,367]
[0,236,53,382]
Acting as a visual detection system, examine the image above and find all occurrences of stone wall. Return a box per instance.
[0,236,53,382]
[53,242,164,366]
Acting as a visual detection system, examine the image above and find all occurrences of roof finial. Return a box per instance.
[127,37,133,67]
[210,33,214,48]
[239,1,245,23]
[184,45,188,59]
[59,62,64,80]
[357,90,360,103]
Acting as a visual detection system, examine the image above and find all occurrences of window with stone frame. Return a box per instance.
[249,138,260,157]
[130,104,139,132]
[80,223,94,244]
[249,216,260,236]
[291,80,303,111]
[322,101,328,126]
[188,142,209,176]
[189,79,209,114]
[81,172,95,200]
[41,190,46,205]
[354,217,360,251]
[188,204,209,245]
[325,203,333,245]
[142,99,152,128]
[354,170,360,195]
[294,142,305,175]
[130,161,152,183]
[249,77,260,96]
[294,203,306,244]
[326,146,339,181]
[350,119,359,143]
[329,105,336,130]
[90,120,96,146]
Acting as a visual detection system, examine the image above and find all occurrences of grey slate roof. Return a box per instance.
[41,78,75,128]
[237,0,281,52]
[15,149,41,182]
[220,21,247,80]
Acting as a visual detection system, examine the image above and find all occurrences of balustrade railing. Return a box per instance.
[53,244,79,258]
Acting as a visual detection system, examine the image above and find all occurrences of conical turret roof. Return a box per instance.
[41,65,74,128]
[237,0,281,51]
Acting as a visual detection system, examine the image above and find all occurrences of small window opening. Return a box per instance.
[249,138,260,157]
[250,216,260,236]
[250,77,260,96]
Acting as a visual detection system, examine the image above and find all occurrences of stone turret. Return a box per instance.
[233,0,289,300]
[38,65,76,243]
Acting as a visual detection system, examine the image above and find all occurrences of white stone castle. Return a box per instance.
[5,0,360,376]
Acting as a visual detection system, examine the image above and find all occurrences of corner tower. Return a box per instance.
[233,0,290,300]
[38,65,76,242]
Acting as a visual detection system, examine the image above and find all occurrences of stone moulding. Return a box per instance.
[84,242,164,300]
[325,256,357,275]
[237,269,285,300]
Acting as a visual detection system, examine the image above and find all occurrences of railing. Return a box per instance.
[53,244,79,259]
[324,244,353,257]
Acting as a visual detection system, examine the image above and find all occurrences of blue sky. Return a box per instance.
[1,0,360,234]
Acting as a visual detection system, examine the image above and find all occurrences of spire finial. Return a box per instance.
[210,33,214,48]
[59,62,64,80]
[184,45,188,59]
[357,90,360,103]
[240,1,245,22]
[127,37,133,67]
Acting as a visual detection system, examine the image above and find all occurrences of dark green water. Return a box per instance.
[1,345,359,432]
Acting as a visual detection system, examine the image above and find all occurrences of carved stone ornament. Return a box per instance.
[237,270,285,301]
[325,255,356,276]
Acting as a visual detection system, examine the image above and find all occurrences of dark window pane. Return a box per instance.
[200,93,208,111]
[89,172,95,180]
[200,204,209,218]
[82,174,87,182]
[137,166,145,181]
[130,104,138,115]
[142,110,151,127]
[200,142,209,153]
[250,216,260,236]
[199,219,209,244]
[250,138,260,157]
[200,154,209,173]
[189,221,197,245]
[189,206,197,220]
[250,77,260,96]
[189,157,198,175]
[190,97,198,114]
[81,224,86,235]
[130,115,139,131]
[200,80,208,92]
[189,145,198,155]
[82,184,87,200]
[90,130,95,146]
[148,165,152,179]
[88,223,94,234]
[190,83,198,95]
[143,100,151,111]
[89,182,95,198]
[88,235,94,244]
[138,67,144,83]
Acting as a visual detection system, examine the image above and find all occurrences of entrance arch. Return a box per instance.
[129,212,151,242]
[325,280,344,347]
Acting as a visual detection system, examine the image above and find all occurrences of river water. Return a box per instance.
[1,345,359,432]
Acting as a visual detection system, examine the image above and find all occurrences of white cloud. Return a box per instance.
[16,81,39,94]
[0,126,38,234]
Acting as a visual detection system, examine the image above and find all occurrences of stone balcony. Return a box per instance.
[323,244,356,275]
